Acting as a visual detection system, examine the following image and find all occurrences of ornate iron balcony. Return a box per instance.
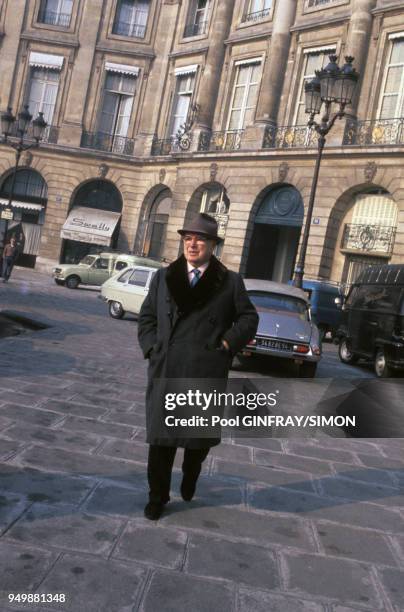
[198,130,244,152]
[341,224,396,255]
[263,124,317,148]
[343,118,404,146]
[37,6,72,27]
[244,7,271,22]
[112,17,147,38]
[80,132,135,155]
[183,20,208,37]
[151,138,174,156]
[307,0,339,7]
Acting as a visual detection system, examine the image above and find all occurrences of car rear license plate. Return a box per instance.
[257,338,292,351]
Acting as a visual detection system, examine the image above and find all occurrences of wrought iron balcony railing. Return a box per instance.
[151,138,174,156]
[37,7,72,27]
[198,130,244,152]
[244,7,271,22]
[263,124,317,148]
[341,224,396,255]
[183,20,208,37]
[151,133,194,155]
[112,16,147,38]
[343,118,404,146]
[307,0,340,7]
[80,132,135,155]
[6,122,59,145]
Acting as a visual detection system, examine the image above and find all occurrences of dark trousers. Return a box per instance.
[2,256,14,281]
[147,445,210,503]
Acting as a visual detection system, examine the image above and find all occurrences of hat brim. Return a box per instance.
[178,229,223,243]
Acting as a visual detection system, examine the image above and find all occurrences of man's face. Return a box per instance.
[183,233,216,267]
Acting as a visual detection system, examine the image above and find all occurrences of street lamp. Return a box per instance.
[293,56,359,289]
[0,105,47,253]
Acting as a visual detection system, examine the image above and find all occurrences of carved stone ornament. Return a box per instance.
[21,151,33,167]
[278,161,289,183]
[98,163,109,178]
[159,168,166,183]
[210,162,218,182]
[364,161,377,183]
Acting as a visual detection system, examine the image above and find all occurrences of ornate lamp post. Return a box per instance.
[0,105,47,251]
[293,56,359,288]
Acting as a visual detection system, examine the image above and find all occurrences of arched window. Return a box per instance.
[73,179,122,212]
[0,169,47,204]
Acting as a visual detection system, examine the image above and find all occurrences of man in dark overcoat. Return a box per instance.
[138,213,258,520]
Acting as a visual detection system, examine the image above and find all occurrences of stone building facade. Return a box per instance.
[0,0,403,286]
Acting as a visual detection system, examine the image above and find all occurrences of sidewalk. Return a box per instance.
[0,269,403,611]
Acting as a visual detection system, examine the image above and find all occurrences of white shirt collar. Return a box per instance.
[187,261,210,277]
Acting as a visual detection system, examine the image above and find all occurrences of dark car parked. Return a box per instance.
[289,279,342,340]
[336,264,404,377]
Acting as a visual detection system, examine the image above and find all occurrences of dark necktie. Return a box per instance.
[190,268,201,287]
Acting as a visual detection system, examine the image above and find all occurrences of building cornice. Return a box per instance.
[20,32,80,48]
[372,3,404,15]
[224,29,273,45]
[95,43,155,60]
[169,46,210,58]
[290,12,351,33]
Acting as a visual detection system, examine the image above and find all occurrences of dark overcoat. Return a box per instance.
[137,254,258,448]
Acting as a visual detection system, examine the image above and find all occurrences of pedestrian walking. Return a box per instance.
[138,213,258,520]
[1,237,18,282]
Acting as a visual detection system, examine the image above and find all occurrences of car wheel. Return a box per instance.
[109,300,125,319]
[65,275,80,289]
[338,337,359,365]
[374,348,393,378]
[299,362,317,378]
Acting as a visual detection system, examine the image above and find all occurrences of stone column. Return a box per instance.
[58,0,104,147]
[191,0,234,150]
[344,0,376,116]
[242,0,296,149]
[0,0,26,110]
[134,0,181,156]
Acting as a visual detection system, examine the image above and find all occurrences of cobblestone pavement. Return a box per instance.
[0,269,403,612]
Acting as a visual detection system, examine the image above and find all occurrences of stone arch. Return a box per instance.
[241,183,304,282]
[319,182,396,283]
[0,168,48,268]
[133,183,173,258]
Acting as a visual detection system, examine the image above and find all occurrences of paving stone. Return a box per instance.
[163,504,316,551]
[103,409,147,427]
[213,459,316,492]
[376,567,404,609]
[142,570,234,612]
[0,464,93,506]
[0,404,64,427]
[84,484,145,516]
[0,391,44,407]
[255,449,334,476]
[232,437,283,452]
[285,442,357,465]
[186,533,279,589]
[0,438,25,459]
[96,439,148,463]
[319,476,404,507]
[5,504,124,555]
[40,398,109,419]
[315,522,398,566]
[284,552,381,608]
[113,523,187,568]
[331,466,400,487]
[208,443,252,463]
[309,501,404,534]
[57,415,135,439]
[69,392,133,410]
[249,484,336,514]
[0,491,27,535]
[171,473,244,506]
[356,453,404,471]
[3,424,103,452]
[13,445,147,489]
[238,588,325,612]
[36,553,146,612]
[20,383,77,400]
[0,416,14,431]
[0,541,57,593]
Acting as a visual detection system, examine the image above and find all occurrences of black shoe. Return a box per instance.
[181,478,196,502]
[144,501,164,520]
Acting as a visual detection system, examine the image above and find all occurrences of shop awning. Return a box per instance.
[0,198,44,211]
[61,206,121,246]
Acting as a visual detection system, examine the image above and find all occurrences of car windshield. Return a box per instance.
[249,291,308,320]
[80,255,97,266]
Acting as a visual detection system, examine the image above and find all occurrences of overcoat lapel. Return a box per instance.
[165,254,228,315]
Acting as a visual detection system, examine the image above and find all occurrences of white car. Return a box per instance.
[100,265,157,319]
